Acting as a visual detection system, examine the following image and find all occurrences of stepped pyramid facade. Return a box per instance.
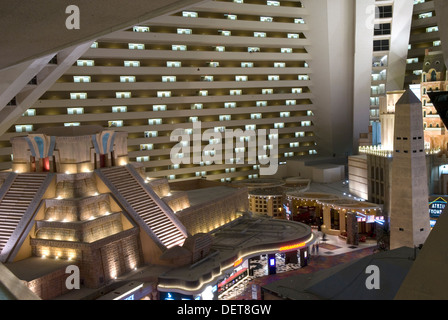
[0,125,246,299]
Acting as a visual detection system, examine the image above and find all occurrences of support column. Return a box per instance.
[299,248,309,267]
[339,209,346,232]
[346,211,359,245]
[322,205,331,233]
[267,254,276,275]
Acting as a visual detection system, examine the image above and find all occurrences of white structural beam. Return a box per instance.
[303,0,356,157]
[434,0,448,68]
[0,42,93,138]
[352,0,375,152]
[387,0,414,91]
[0,0,209,71]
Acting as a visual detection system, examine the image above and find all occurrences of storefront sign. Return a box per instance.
[429,197,447,218]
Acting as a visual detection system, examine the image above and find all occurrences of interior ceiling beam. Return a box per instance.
[0,0,208,71]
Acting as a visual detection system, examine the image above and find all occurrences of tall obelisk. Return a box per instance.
[390,89,430,249]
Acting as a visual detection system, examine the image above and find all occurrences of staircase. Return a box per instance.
[0,173,53,261]
[97,166,187,249]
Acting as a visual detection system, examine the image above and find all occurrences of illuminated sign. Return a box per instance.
[233,258,243,267]
[429,197,447,218]
[279,242,306,251]
[269,258,275,267]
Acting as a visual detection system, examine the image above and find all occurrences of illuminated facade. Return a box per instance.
[0,0,318,182]
[0,125,315,300]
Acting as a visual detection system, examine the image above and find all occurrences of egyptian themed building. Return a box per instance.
[0,125,315,300]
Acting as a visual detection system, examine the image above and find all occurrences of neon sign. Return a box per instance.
[233,258,243,267]
[429,197,447,218]
[279,242,306,251]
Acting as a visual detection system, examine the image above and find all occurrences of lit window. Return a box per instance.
[256,101,267,107]
[124,60,140,67]
[133,26,150,32]
[251,113,262,119]
[182,11,198,18]
[219,115,231,121]
[23,109,36,116]
[246,124,256,130]
[418,12,433,19]
[260,16,273,22]
[162,76,176,82]
[248,47,260,53]
[225,102,236,108]
[157,91,171,98]
[286,99,296,105]
[230,89,242,95]
[128,43,145,50]
[199,90,208,96]
[287,33,299,39]
[148,119,162,125]
[120,76,136,83]
[215,46,225,52]
[294,18,305,24]
[274,123,285,128]
[281,48,293,53]
[262,89,273,94]
[140,144,153,150]
[136,156,149,162]
[67,108,84,115]
[64,122,80,127]
[434,40,441,47]
[280,112,290,118]
[236,75,248,81]
[298,75,309,80]
[172,45,187,51]
[201,76,214,81]
[301,121,311,127]
[167,61,182,68]
[15,125,33,132]
[90,42,98,48]
[112,106,127,113]
[292,88,302,94]
[268,75,280,81]
[70,92,87,99]
[226,14,237,20]
[108,120,123,127]
[241,62,253,68]
[209,61,220,67]
[267,1,280,5]
[116,92,131,98]
[191,103,203,109]
[254,32,266,38]
[77,60,94,67]
[144,131,158,137]
[73,76,91,83]
[274,62,286,68]
[153,105,167,111]
[177,28,192,34]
